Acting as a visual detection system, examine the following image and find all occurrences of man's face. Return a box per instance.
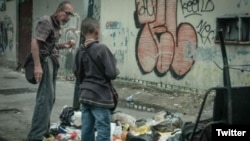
[57,3,74,25]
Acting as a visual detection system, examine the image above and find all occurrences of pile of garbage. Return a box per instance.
[46,105,185,141]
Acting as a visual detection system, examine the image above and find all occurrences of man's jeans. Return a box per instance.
[73,78,80,110]
[26,57,56,141]
[81,104,111,141]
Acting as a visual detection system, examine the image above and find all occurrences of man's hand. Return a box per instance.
[64,39,76,48]
[34,65,43,83]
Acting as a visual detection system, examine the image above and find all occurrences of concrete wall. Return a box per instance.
[1,0,250,93]
[100,0,250,92]
[0,0,17,68]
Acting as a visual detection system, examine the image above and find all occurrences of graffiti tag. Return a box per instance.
[180,0,215,18]
[196,20,214,44]
[0,15,14,54]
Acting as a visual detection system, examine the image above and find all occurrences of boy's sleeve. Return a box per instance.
[101,45,119,80]
[73,47,85,83]
[72,47,80,77]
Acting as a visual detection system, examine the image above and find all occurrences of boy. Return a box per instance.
[74,17,119,141]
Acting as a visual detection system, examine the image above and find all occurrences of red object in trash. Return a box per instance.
[113,135,122,141]
[55,131,78,140]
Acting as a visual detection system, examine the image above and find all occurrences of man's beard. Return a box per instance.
[60,19,69,25]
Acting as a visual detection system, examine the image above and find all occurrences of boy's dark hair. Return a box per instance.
[81,17,99,36]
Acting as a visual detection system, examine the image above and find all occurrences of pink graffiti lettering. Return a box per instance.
[135,0,197,79]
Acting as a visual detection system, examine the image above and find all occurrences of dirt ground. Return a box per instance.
[113,80,216,119]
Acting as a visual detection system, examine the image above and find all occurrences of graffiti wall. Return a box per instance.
[100,0,250,91]
[0,15,13,55]
[0,0,16,67]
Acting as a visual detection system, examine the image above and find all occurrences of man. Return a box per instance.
[74,17,119,141]
[26,1,75,141]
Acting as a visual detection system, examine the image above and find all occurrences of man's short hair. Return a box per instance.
[56,1,72,12]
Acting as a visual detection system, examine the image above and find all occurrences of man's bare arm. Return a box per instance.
[31,39,43,83]
[57,39,76,49]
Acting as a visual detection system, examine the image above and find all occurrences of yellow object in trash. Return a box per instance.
[121,123,130,141]
[131,125,151,135]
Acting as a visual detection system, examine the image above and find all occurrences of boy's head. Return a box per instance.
[81,17,100,40]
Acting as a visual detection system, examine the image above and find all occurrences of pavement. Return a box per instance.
[0,65,202,141]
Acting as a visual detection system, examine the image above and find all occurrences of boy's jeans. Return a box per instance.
[81,104,111,141]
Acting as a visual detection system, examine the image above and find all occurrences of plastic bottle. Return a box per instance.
[121,123,129,141]
[113,125,122,141]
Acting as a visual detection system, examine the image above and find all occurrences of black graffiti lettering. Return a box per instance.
[180,0,201,17]
[137,0,155,16]
[206,31,214,43]
[196,20,214,44]
[180,0,214,18]
[197,20,210,33]
[201,0,214,12]
[186,0,199,13]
